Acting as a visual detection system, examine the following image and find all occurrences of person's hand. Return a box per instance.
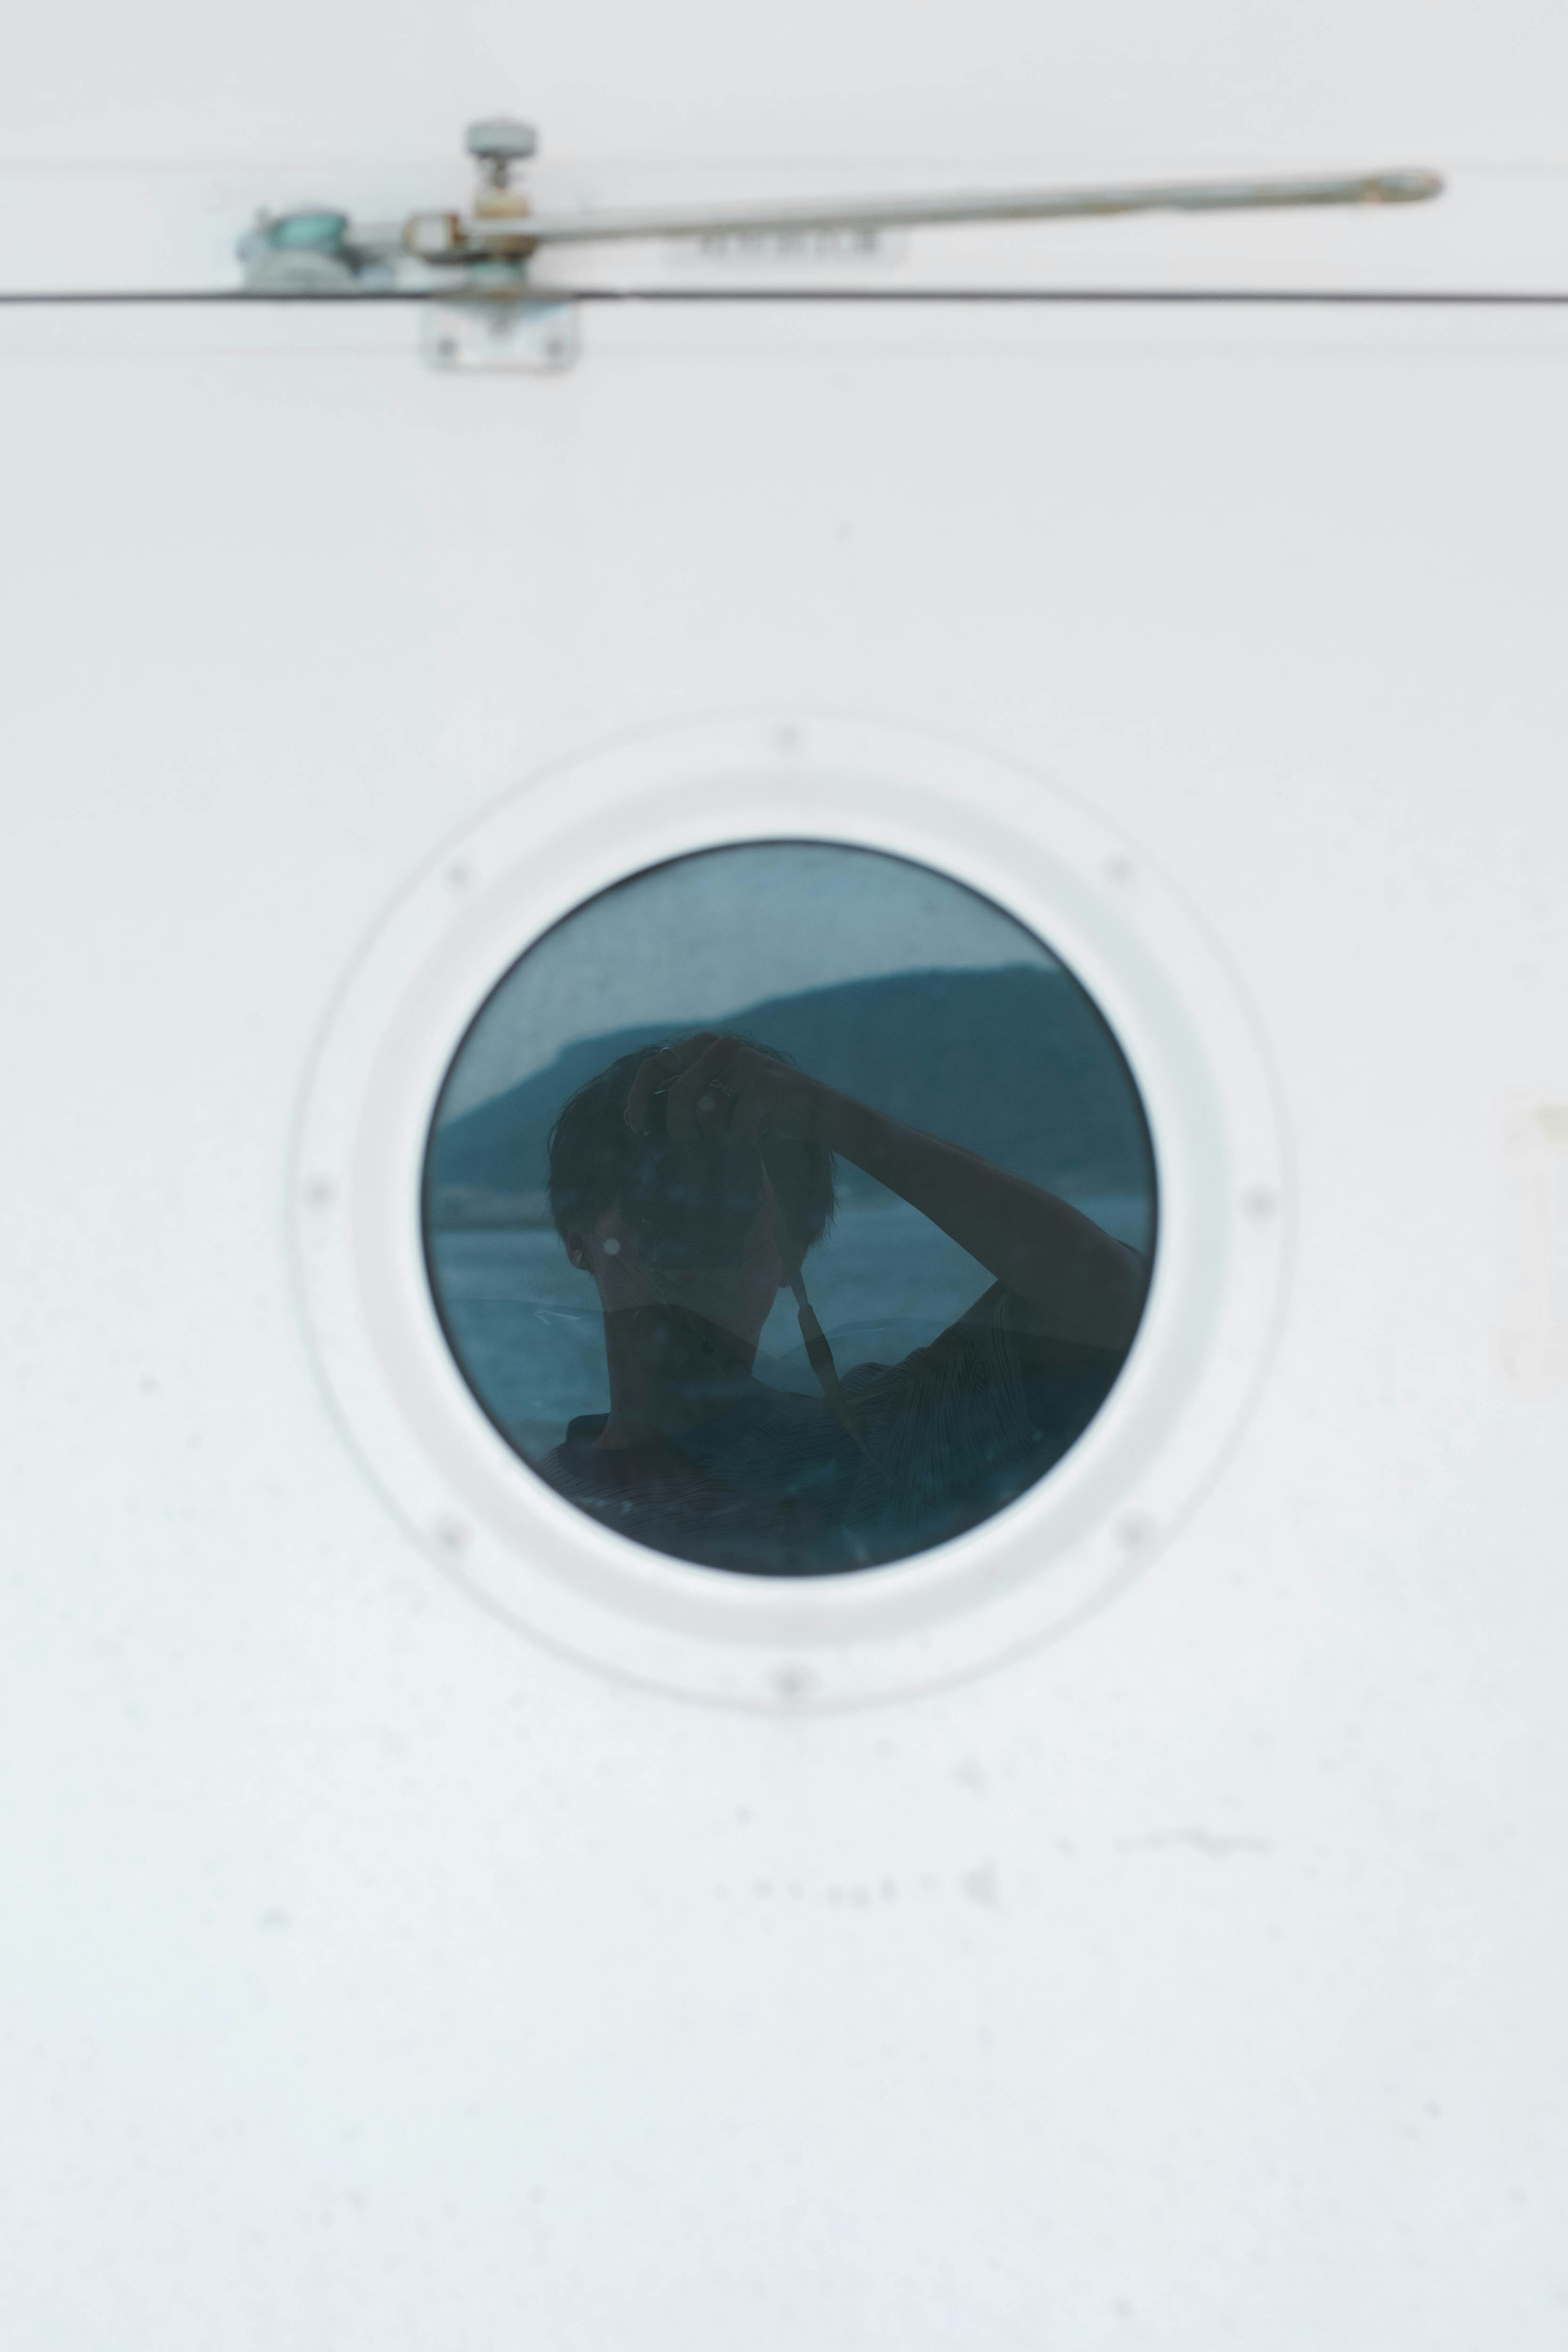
[623,1033,817,1144]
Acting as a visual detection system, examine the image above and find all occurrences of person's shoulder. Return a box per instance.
[840,1287,1129,1404]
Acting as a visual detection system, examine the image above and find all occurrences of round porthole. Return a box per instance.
[293,715,1287,1706]
[425,837,1156,1578]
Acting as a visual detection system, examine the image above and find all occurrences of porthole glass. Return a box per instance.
[423,841,1156,1577]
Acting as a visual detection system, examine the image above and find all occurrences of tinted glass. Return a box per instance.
[424,842,1156,1576]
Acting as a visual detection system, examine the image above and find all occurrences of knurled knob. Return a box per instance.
[465,118,538,169]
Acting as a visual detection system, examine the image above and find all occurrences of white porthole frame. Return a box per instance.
[292,712,1289,1708]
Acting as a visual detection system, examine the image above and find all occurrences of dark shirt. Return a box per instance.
[539,1284,1126,1576]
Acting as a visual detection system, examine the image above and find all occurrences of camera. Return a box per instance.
[621,1084,762,1272]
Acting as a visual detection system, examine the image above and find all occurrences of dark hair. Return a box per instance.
[547,1036,836,1256]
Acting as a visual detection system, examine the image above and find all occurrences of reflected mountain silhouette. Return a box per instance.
[429,963,1149,1227]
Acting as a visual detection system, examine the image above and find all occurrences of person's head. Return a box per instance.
[547,1036,835,1348]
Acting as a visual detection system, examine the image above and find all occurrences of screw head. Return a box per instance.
[465,116,538,164]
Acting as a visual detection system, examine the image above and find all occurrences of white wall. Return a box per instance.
[2,6,1566,2346]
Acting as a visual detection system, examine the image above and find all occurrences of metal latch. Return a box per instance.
[237,118,1445,372]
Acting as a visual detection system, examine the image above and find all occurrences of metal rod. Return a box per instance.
[459,167,1443,247]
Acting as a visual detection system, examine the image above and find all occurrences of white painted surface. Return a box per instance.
[2,7,1566,2344]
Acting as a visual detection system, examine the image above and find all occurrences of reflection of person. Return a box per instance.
[539,1030,1148,1575]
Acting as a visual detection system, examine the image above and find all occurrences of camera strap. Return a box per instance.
[764,1174,894,1485]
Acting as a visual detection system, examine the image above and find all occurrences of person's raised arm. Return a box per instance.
[626,1033,1147,1354]
[813,1087,1145,1352]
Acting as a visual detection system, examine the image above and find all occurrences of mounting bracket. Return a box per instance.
[420,293,579,374]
